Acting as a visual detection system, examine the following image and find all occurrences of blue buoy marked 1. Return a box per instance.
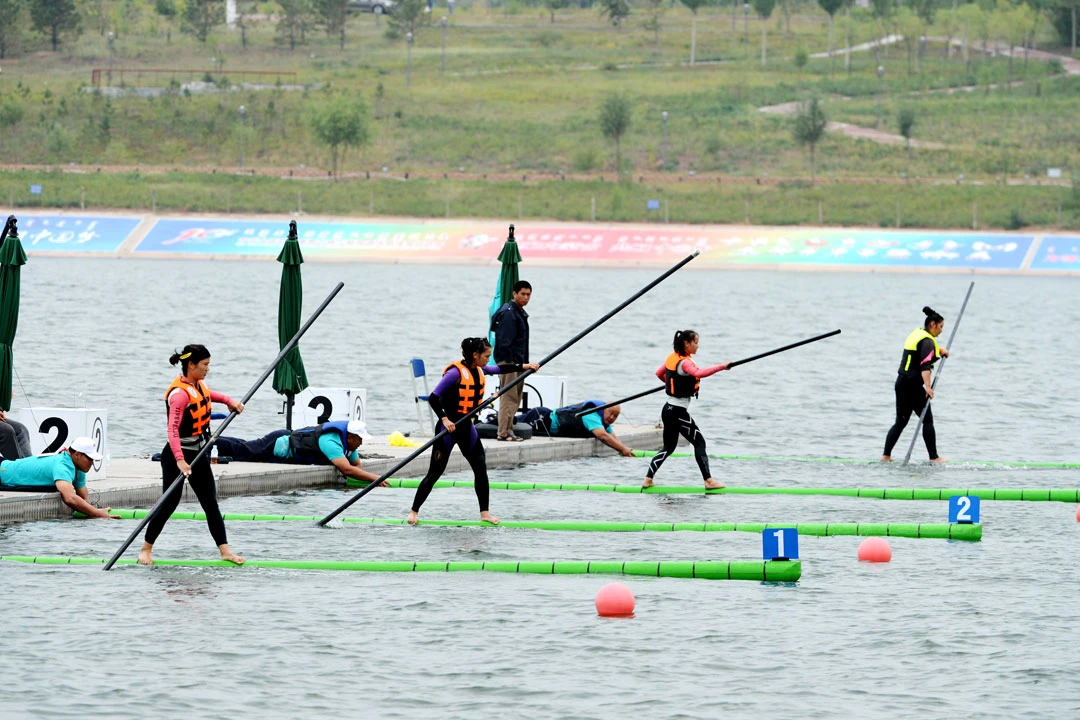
[949,495,980,524]
[762,527,799,561]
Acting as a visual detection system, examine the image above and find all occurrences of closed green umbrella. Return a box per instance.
[0,216,26,412]
[272,221,309,429]
[487,224,522,361]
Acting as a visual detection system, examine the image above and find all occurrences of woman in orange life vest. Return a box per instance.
[407,337,539,526]
[643,330,730,490]
[139,344,246,566]
[881,306,951,462]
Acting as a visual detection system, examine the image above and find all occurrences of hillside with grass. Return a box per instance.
[2,0,1078,228]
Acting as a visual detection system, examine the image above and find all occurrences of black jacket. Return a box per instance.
[491,301,530,364]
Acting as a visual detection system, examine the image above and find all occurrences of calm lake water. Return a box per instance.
[2,258,1078,717]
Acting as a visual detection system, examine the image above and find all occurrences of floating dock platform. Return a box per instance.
[0,425,664,524]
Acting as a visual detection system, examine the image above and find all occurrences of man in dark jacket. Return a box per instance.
[490,280,532,441]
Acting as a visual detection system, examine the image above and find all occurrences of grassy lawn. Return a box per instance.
[1,0,1077,228]
[7,168,1077,230]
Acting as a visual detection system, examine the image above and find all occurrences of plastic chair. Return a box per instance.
[409,358,434,433]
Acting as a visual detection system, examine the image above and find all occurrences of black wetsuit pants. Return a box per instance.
[145,443,229,546]
[883,376,938,460]
[646,403,712,481]
[215,429,292,463]
[411,421,490,513]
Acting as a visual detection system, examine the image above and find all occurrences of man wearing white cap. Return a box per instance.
[0,437,120,519]
[214,420,385,485]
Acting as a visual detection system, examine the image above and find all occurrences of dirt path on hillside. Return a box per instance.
[760,39,1078,150]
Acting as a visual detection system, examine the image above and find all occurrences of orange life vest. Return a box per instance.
[164,377,213,438]
[442,360,486,420]
[664,352,700,399]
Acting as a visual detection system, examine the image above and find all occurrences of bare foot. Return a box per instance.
[138,544,154,566]
[642,478,655,488]
[407,510,419,526]
[930,457,948,463]
[217,544,245,565]
[480,511,500,525]
[880,456,892,462]
[704,478,725,489]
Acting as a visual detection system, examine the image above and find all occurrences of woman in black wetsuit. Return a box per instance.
[881,306,951,462]
[407,337,538,525]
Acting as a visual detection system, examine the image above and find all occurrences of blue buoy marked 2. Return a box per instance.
[948,495,980,524]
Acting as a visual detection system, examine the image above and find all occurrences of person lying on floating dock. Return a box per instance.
[214,420,386,487]
[514,401,634,457]
[0,437,120,519]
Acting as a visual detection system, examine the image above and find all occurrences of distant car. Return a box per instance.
[348,0,394,14]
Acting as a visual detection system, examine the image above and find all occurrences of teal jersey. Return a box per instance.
[0,453,86,490]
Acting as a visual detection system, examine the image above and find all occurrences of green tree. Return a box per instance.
[0,0,23,58]
[276,0,312,49]
[680,0,707,62]
[956,3,982,70]
[870,0,891,56]
[679,0,709,13]
[794,44,808,84]
[818,0,843,76]
[387,0,425,37]
[598,93,631,176]
[642,0,663,44]
[154,0,177,43]
[895,7,920,75]
[314,0,349,49]
[543,0,564,23]
[751,0,776,67]
[309,95,371,178]
[1049,0,1076,54]
[598,0,630,26]
[180,0,225,43]
[792,97,827,183]
[938,7,960,61]
[29,0,81,51]
[897,106,915,182]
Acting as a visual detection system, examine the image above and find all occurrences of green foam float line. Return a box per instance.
[630,450,1080,469]
[0,556,800,581]
[348,478,1080,503]
[94,511,981,541]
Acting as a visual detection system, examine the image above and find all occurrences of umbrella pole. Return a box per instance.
[285,392,294,430]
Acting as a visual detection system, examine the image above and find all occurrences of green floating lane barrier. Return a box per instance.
[631,449,1080,469]
[0,556,800,581]
[93,510,981,541]
[347,478,1080,503]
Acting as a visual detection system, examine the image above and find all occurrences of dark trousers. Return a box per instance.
[215,429,292,463]
[646,403,712,481]
[411,421,490,513]
[145,444,228,547]
[883,376,938,459]
[0,418,32,460]
[514,406,552,433]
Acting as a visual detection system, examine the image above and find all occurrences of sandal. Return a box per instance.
[497,434,525,442]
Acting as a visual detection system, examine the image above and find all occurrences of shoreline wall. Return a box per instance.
[12,211,1080,274]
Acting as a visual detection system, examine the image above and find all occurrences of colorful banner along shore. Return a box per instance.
[11,213,1068,273]
[1029,236,1080,272]
[132,218,1036,271]
[18,214,142,253]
